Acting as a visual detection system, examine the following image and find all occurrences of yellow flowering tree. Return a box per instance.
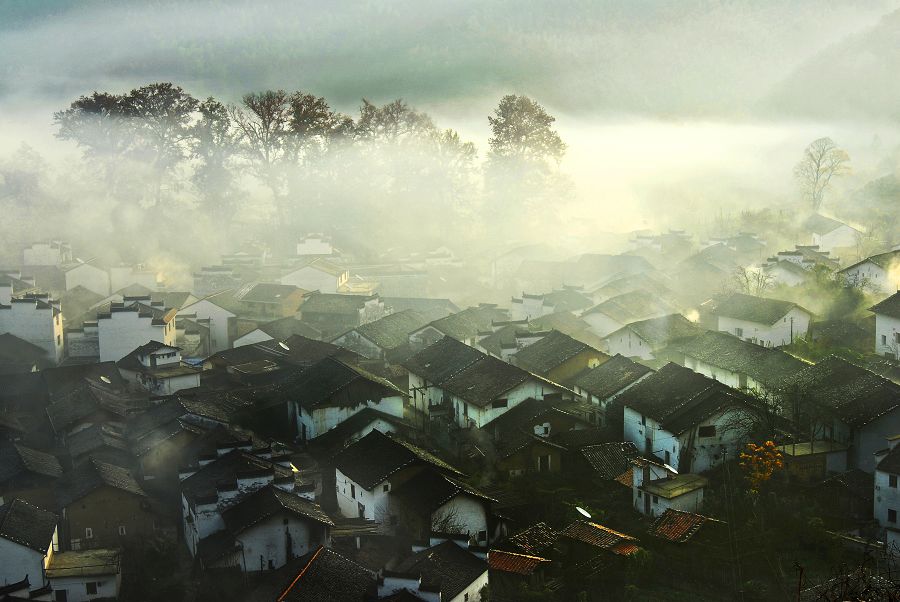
[739,440,783,494]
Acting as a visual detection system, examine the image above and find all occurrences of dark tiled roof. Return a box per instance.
[713,293,805,325]
[307,408,413,454]
[615,313,703,347]
[615,363,714,422]
[0,333,49,365]
[487,550,550,575]
[786,356,900,428]
[222,485,333,534]
[393,540,487,601]
[647,509,710,543]
[818,469,875,502]
[333,430,461,490]
[424,305,508,341]
[582,289,676,324]
[180,449,292,504]
[506,522,559,556]
[404,336,484,384]
[441,356,534,408]
[841,249,900,273]
[256,317,322,341]
[572,354,653,399]
[284,357,404,411]
[559,521,639,555]
[275,547,375,602]
[579,442,640,479]
[382,297,460,323]
[235,283,303,304]
[0,441,62,482]
[804,213,847,235]
[871,292,900,320]
[480,397,580,457]
[351,310,429,351]
[301,292,374,316]
[672,330,807,389]
[0,498,57,552]
[512,330,604,376]
[391,468,494,515]
[57,459,145,508]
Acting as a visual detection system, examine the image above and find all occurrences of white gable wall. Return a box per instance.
[604,329,655,360]
[0,302,64,363]
[65,264,110,297]
[875,313,900,359]
[296,395,405,441]
[178,299,235,354]
[717,307,810,348]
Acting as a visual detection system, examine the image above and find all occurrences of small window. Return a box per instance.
[283,518,289,525]
[492,399,508,409]
[890,475,898,488]
[883,335,888,345]
[640,415,646,426]
[85,583,98,595]
[637,490,642,498]
[350,484,356,499]
[85,527,93,539]
[383,483,390,493]
[652,495,659,504]
[477,530,487,541]
[464,594,469,602]
[118,525,126,536]
[537,454,551,472]
[664,451,671,465]
[698,425,716,438]
[734,327,743,338]
[57,334,61,345]
[889,509,897,524]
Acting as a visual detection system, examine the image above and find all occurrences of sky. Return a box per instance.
[2,0,899,238]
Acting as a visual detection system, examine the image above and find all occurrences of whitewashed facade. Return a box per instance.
[0,296,64,363]
[295,395,405,441]
[874,309,900,359]
[177,298,236,354]
[64,264,110,297]
[717,306,810,348]
[97,307,175,362]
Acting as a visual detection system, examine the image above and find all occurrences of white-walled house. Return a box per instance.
[45,548,120,602]
[96,301,176,362]
[333,430,464,527]
[180,448,331,572]
[62,263,110,297]
[786,356,900,473]
[109,265,159,293]
[712,293,811,347]
[0,294,64,363]
[871,292,900,359]
[386,539,489,602]
[404,336,569,429]
[603,313,702,360]
[571,354,654,425]
[617,363,759,473]
[296,234,335,257]
[580,290,677,339]
[0,498,58,587]
[631,458,707,518]
[874,437,900,541]
[840,250,900,294]
[280,258,349,293]
[116,341,201,395]
[804,214,861,252]
[288,357,406,442]
[178,293,237,354]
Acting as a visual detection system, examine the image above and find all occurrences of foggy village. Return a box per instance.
[2,2,900,601]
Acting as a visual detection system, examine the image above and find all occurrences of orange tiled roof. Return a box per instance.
[648,509,708,543]
[487,550,550,575]
[560,521,638,553]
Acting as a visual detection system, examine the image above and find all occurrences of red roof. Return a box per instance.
[487,550,550,575]
[648,509,708,543]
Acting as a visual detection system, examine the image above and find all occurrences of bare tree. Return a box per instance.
[794,137,850,212]
[229,90,292,197]
[730,266,774,296]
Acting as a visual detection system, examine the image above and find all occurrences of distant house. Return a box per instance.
[0,498,58,587]
[331,309,429,361]
[0,294,64,363]
[234,316,322,347]
[840,249,900,294]
[231,282,306,321]
[298,292,387,339]
[382,296,460,323]
[263,546,376,602]
[631,457,706,517]
[178,292,238,354]
[710,292,811,347]
[109,264,160,293]
[192,265,242,297]
[46,548,121,602]
[296,234,336,257]
[603,313,703,360]
[647,508,725,546]
[384,539,489,602]
[580,289,677,338]
[0,441,63,509]
[23,261,110,297]
[511,330,608,385]
[873,436,900,544]
[670,330,807,394]
[557,520,641,561]
[577,441,640,483]
[571,354,653,425]
[348,264,427,298]
[332,430,463,525]
[408,304,508,349]
[280,258,349,293]
[56,460,156,550]
[116,341,201,395]
[786,356,900,472]
[286,356,406,441]
[617,363,759,473]
[871,292,900,358]
[23,240,72,267]
[510,286,593,321]
[476,320,537,361]
[804,213,861,252]
[404,336,570,429]
[763,259,813,287]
